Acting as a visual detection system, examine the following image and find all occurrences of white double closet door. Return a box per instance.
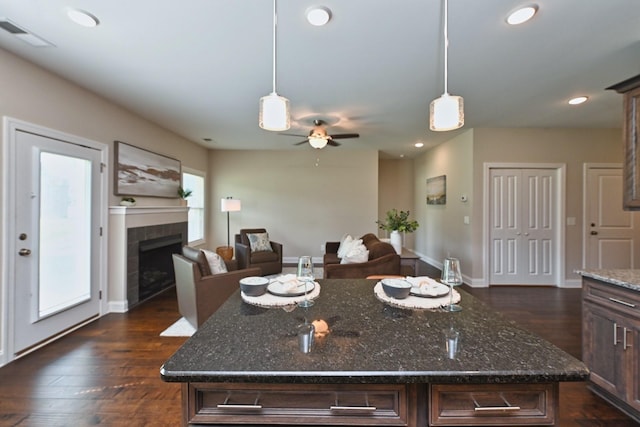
[489,168,557,285]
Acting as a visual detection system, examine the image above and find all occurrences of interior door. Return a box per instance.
[490,168,556,285]
[13,130,102,354]
[585,166,640,269]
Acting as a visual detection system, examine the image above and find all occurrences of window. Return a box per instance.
[182,170,205,244]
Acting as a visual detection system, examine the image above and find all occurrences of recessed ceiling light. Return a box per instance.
[67,8,99,27]
[306,6,331,26]
[507,5,538,25]
[568,96,588,105]
[415,142,424,148]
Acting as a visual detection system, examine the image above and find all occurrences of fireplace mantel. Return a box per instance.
[108,206,188,313]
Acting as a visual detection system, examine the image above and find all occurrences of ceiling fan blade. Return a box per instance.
[329,133,360,139]
[280,133,308,138]
[293,140,308,146]
[327,140,341,147]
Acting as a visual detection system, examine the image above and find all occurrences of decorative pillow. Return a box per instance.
[247,232,273,252]
[337,234,356,258]
[340,240,369,264]
[201,249,228,274]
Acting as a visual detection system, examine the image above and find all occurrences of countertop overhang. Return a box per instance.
[161,279,588,385]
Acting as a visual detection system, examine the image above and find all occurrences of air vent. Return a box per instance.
[0,18,53,47]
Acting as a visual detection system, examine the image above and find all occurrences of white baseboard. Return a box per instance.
[108,300,129,313]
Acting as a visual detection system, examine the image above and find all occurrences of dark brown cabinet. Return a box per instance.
[582,277,640,421]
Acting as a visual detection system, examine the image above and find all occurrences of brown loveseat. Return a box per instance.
[323,233,401,279]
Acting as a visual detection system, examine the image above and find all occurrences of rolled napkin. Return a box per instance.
[404,276,449,297]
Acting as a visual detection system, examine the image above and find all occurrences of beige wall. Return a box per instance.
[207,150,379,261]
[378,159,416,248]
[412,127,623,285]
[0,48,206,363]
[413,130,475,277]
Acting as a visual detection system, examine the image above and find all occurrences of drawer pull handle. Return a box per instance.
[330,406,377,412]
[474,406,521,412]
[217,404,263,410]
[609,297,636,308]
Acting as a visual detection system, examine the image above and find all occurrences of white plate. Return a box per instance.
[410,281,449,298]
[267,280,315,297]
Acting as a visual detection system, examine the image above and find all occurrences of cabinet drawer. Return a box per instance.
[430,383,558,426]
[583,278,640,318]
[185,382,414,426]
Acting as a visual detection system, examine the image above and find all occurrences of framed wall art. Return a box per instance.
[114,141,181,198]
[426,175,446,205]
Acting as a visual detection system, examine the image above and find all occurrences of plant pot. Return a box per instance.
[389,230,402,254]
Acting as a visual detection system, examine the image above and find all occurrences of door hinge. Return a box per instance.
[99,290,102,300]
[100,162,106,173]
[99,227,103,236]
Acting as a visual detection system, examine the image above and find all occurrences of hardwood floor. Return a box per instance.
[0,285,637,426]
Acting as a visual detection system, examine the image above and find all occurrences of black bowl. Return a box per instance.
[381,278,411,299]
[239,276,269,296]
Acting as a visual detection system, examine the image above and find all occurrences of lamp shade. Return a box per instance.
[429,94,464,131]
[221,198,241,212]
[259,92,290,131]
[308,136,328,149]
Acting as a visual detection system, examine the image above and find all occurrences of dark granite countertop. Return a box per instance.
[161,279,588,385]
[577,269,640,292]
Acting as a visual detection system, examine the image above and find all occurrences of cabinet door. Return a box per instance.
[628,325,640,412]
[583,304,625,397]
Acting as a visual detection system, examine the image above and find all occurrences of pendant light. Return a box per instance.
[259,0,290,131]
[429,0,464,131]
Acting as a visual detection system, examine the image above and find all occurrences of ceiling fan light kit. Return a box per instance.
[259,0,290,131]
[308,136,328,149]
[429,0,464,132]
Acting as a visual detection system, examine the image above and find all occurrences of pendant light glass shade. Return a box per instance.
[259,0,290,131]
[429,0,464,132]
[259,92,290,131]
[430,93,464,131]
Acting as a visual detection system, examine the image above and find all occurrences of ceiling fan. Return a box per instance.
[281,119,359,149]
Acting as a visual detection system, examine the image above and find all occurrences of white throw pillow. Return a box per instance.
[337,234,358,258]
[247,232,273,252]
[340,240,369,264]
[202,249,228,274]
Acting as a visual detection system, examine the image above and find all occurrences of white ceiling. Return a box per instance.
[0,1,638,158]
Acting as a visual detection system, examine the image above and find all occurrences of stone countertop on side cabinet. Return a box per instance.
[577,269,640,292]
[161,279,588,385]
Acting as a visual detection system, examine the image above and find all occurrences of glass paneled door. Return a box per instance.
[13,130,102,354]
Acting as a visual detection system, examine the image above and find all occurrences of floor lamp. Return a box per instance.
[216,197,241,261]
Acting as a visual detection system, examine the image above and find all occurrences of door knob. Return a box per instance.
[19,248,31,256]
[590,231,598,235]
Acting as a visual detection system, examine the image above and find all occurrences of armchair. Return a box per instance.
[172,246,260,329]
[235,228,283,276]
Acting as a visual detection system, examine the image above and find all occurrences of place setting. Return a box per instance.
[373,257,463,311]
[240,256,321,308]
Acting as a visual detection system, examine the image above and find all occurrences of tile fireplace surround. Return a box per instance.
[108,206,188,313]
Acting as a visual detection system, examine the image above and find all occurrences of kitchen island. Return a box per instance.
[579,270,640,424]
[161,279,588,426]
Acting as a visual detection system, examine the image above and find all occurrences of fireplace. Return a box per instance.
[138,234,183,302]
[126,221,187,307]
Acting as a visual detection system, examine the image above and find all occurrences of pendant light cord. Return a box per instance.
[272,0,278,94]
[443,0,449,95]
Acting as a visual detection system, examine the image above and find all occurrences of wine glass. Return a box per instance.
[296,256,315,308]
[441,257,463,312]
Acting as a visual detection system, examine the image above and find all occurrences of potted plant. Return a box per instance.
[120,197,136,206]
[376,209,419,254]
[178,187,192,206]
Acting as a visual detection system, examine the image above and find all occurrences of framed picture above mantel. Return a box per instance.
[114,141,181,198]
